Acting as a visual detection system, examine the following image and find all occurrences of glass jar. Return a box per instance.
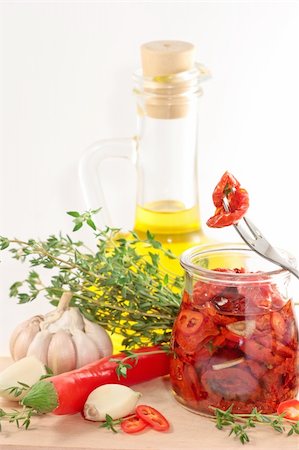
[170,243,298,415]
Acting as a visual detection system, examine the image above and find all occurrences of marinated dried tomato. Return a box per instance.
[246,359,267,379]
[201,367,260,401]
[192,280,224,306]
[211,289,246,315]
[211,171,240,207]
[184,364,206,401]
[170,358,201,407]
[271,312,286,336]
[241,340,283,366]
[275,342,294,358]
[207,172,249,228]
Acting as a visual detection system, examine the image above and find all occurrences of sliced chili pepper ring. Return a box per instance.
[277,399,299,421]
[136,405,170,432]
[177,310,204,335]
[121,415,148,434]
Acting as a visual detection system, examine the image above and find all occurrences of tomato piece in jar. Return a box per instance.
[201,367,260,401]
[192,280,224,306]
[241,339,283,366]
[170,357,208,408]
[211,289,246,315]
[184,364,207,401]
[271,312,286,337]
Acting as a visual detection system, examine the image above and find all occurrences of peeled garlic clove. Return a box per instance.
[0,356,46,401]
[11,319,41,361]
[27,329,52,365]
[84,384,141,421]
[83,316,113,357]
[47,330,76,374]
[71,329,100,369]
[69,307,84,330]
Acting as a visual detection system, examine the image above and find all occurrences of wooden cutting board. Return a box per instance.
[0,357,297,450]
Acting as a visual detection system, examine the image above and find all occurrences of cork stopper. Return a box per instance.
[141,41,195,77]
[139,40,198,119]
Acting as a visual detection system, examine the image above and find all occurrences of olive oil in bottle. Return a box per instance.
[132,41,211,272]
[134,201,208,274]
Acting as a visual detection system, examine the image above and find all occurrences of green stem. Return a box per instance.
[21,380,58,414]
[73,293,176,321]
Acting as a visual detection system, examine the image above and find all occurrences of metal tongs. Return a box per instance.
[223,197,299,279]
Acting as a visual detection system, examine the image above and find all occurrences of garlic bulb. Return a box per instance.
[9,292,113,374]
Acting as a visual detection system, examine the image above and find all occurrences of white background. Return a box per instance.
[0,1,298,355]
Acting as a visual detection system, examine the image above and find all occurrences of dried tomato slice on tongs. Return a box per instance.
[207,171,249,228]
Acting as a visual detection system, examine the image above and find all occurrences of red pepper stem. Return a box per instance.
[21,380,58,414]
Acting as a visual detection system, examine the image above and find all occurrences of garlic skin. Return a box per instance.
[47,330,77,374]
[27,329,52,365]
[9,292,113,375]
[82,317,113,357]
[0,356,46,401]
[11,317,43,361]
[9,316,43,356]
[83,384,141,421]
[71,329,101,369]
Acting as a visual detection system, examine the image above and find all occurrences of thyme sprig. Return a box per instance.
[100,414,123,433]
[0,210,183,349]
[0,406,36,431]
[100,413,138,433]
[4,381,30,398]
[212,405,299,444]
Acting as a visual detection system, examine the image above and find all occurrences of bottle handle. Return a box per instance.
[79,137,137,228]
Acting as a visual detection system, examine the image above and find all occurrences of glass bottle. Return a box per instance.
[79,41,211,273]
[170,243,298,415]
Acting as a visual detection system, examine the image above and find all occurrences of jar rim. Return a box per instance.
[180,242,295,284]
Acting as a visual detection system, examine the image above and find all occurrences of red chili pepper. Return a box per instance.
[21,346,170,415]
[176,310,204,335]
[121,415,148,434]
[277,399,299,421]
[136,405,170,432]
